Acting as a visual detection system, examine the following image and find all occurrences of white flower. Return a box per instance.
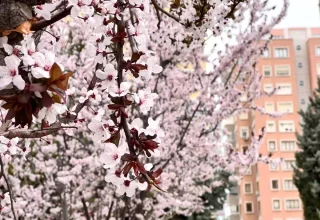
[34,3,57,20]
[116,180,137,197]
[88,119,114,142]
[104,168,123,186]
[145,117,165,138]
[29,51,55,79]
[69,0,94,18]
[38,103,68,124]
[139,56,163,79]
[99,143,126,168]
[133,89,158,114]
[0,55,24,90]
[109,82,131,97]
[128,118,145,134]
[96,64,117,89]
[0,37,8,48]
[0,136,19,155]
[79,88,102,103]
[130,0,143,5]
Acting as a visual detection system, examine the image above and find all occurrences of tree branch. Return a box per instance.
[81,195,90,220]
[31,6,72,31]
[0,156,17,220]
[150,0,180,24]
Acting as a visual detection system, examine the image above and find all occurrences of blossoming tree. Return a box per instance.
[0,0,287,219]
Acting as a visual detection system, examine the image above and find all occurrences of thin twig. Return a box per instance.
[150,0,180,23]
[0,156,17,220]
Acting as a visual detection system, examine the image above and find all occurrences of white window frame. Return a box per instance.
[283,179,297,191]
[282,159,296,171]
[244,201,254,214]
[240,127,249,140]
[244,166,252,175]
[230,205,239,214]
[269,162,280,171]
[263,65,272,77]
[266,120,276,133]
[274,47,289,58]
[239,113,249,120]
[280,140,296,152]
[270,179,280,191]
[265,102,275,112]
[284,199,301,211]
[278,120,295,132]
[263,48,270,58]
[277,101,294,113]
[317,63,320,76]
[264,83,274,93]
[268,140,277,152]
[316,45,320,57]
[272,198,282,211]
[244,182,253,194]
[275,65,291,77]
[276,83,292,95]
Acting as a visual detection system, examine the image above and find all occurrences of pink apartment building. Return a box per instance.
[225,28,320,220]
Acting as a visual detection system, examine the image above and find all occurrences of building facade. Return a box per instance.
[226,28,320,220]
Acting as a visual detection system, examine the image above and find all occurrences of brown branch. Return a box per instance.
[0,156,17,220]
[80,195,90,220]
[157,102,201,169]
[150,0,180,24]
[106,200,114,220]
[31,6,72,31]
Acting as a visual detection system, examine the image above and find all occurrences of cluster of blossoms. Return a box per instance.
[0,0,288,219]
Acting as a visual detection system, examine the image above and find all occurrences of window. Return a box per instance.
[274,48,289,58]
[272,199,281,211]
[316,46,320,56]
[244,166,252,175]
[284,179,297,190]
[242,146,248,154]
[301,99,306,104]
[279,121,295,132]
[275,65,290,76]
[240,127,249,140]
[230,205,239,213]
[244,183,253,194]
[280,140,296,151]
[245,202,254,213]
[265,102,275,112]
[264,84,274,93]
[268,140,276,151]
[298,62,303,68]
[277,102,294,113]
[240,93,247,102]
[282,160,296,171]
[296,45,301,50]
[299,80,304,86]
[263,66,272,77]
[273,35,283,39]
[271,179,280,190]
[285,199,300,210]
[239,113,248,120]
[263,48,270,58]
[317,64,320,75]
[269,162,279,171]
[276,83,292,95]
[266,121,276,132]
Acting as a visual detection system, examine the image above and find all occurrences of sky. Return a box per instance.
[271,0,320,28]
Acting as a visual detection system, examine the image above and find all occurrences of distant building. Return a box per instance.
[224,27,320,220]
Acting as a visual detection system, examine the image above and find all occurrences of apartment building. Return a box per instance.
[225,28,320,220]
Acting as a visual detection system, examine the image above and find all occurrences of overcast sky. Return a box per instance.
[271,0,320,28]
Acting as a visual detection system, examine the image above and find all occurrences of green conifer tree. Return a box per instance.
[294,78,320,219]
